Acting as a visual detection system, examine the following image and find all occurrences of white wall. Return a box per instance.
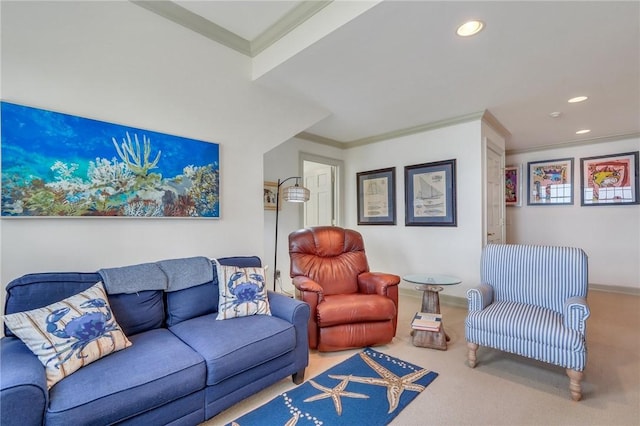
[0,1,327,314]
[507,136,640,290]
[344,120,485,299]
[263,137,345,293]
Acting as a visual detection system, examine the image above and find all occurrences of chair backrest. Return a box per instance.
[289,226,370,295]
[481,244,588,313]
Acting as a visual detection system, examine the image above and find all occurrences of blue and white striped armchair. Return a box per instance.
[465,244,590,400]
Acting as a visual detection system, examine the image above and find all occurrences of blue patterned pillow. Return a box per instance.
[2,282,131,389]
[215,263,271,320]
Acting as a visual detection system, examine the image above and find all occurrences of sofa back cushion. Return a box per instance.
[480,244,588,314]
[4,272,164,337]
[165,256,261,327]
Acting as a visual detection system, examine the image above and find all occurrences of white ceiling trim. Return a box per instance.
[130,0,332,57]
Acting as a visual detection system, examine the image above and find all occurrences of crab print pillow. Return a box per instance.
[2,281,131,389]
[215,263,271,320]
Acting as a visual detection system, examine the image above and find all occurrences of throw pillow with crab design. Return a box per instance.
[2,281,131,389]
[215,261,271,320]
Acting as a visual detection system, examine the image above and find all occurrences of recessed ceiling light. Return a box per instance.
[549,111,562,118]
[568,96,588,103]
[576,129,591,135]
[456,20,484,37]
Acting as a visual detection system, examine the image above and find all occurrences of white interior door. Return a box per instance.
[486,144,505,244]
[304,163,334,227]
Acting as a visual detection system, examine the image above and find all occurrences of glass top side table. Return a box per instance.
[403,274,461,350]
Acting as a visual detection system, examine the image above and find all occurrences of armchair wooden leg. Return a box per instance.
[566,369,583,401]
[467,342,478,368]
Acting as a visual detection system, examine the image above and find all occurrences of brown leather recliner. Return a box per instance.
[288,226,400,352]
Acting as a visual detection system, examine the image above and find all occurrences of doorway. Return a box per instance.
[301,154,343,228]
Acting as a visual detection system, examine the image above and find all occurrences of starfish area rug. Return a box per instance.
[226,347,439,426]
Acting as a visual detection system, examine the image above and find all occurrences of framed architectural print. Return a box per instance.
[580,151,639,206]
[527,158,574,205]
[404,159,457,226]
[505,165,522,206]
[357,167,396,225]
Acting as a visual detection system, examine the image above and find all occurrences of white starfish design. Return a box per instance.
[330,352,431,413]
[303,375,369,415]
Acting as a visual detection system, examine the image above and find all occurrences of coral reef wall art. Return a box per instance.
[1,101,220,218]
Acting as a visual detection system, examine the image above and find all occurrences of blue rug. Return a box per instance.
[227,347,438,426]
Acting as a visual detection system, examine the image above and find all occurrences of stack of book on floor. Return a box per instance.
[411,312,442,332]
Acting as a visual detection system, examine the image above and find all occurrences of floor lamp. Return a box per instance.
[273,176,310,292]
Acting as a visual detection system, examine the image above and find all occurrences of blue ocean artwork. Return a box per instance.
[1,101,219,218]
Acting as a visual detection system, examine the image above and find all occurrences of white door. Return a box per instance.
[304,163,334,227]
[486,144,505,244]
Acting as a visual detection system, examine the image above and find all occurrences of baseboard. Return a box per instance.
[589,283,640,296]
[399,285,640,310]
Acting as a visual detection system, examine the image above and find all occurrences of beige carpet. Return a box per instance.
[205,290,640,426]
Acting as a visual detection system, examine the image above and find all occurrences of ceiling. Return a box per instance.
[136,1,640,153]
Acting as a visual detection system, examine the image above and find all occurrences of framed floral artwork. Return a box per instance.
[263,181,279,211]
[527,158,574,205]
[505,165,522,206]
[580,151,639,206]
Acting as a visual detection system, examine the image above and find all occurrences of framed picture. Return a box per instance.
[527,158,574,205]
[1,101,220,218]
[505,165,522,206]
[580,151,639,206]
[404,159,457,226]
[263,181,280,211]
[357,167,396,225]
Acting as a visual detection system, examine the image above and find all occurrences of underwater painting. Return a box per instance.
[1,101,219,218]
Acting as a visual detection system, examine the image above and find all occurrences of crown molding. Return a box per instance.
[131,1,251,55]
[295,132,345,148]
[251,1,333,56]
[131,1,332,58]
[482,110,511,140]
[296,111,485,149]
[506,132,640,156]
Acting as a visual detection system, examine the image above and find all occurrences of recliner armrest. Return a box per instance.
[1,337,47,426]
[466,283,494,311]
[291,276,323,294]
[357,272,400,295]
[563,296,590,334]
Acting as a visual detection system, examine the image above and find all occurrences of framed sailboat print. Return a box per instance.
[404,159,457,226]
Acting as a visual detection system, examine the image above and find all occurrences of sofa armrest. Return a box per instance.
[466,283,494,311]
[267,291,310,382]
[357,272,400,295]
[1,337,47,426]
[563,296,590,334]
[268,291,310,327]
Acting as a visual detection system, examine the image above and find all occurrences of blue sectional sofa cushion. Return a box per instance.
[170,313,296,386]
[45,329,205,426]
[108,290,165,336]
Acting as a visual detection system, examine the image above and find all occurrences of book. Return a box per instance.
[411,312,442,331]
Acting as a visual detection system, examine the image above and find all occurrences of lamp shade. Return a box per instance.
[283,184,310,202]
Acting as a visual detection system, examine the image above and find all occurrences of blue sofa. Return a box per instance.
[0,256,310,425]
